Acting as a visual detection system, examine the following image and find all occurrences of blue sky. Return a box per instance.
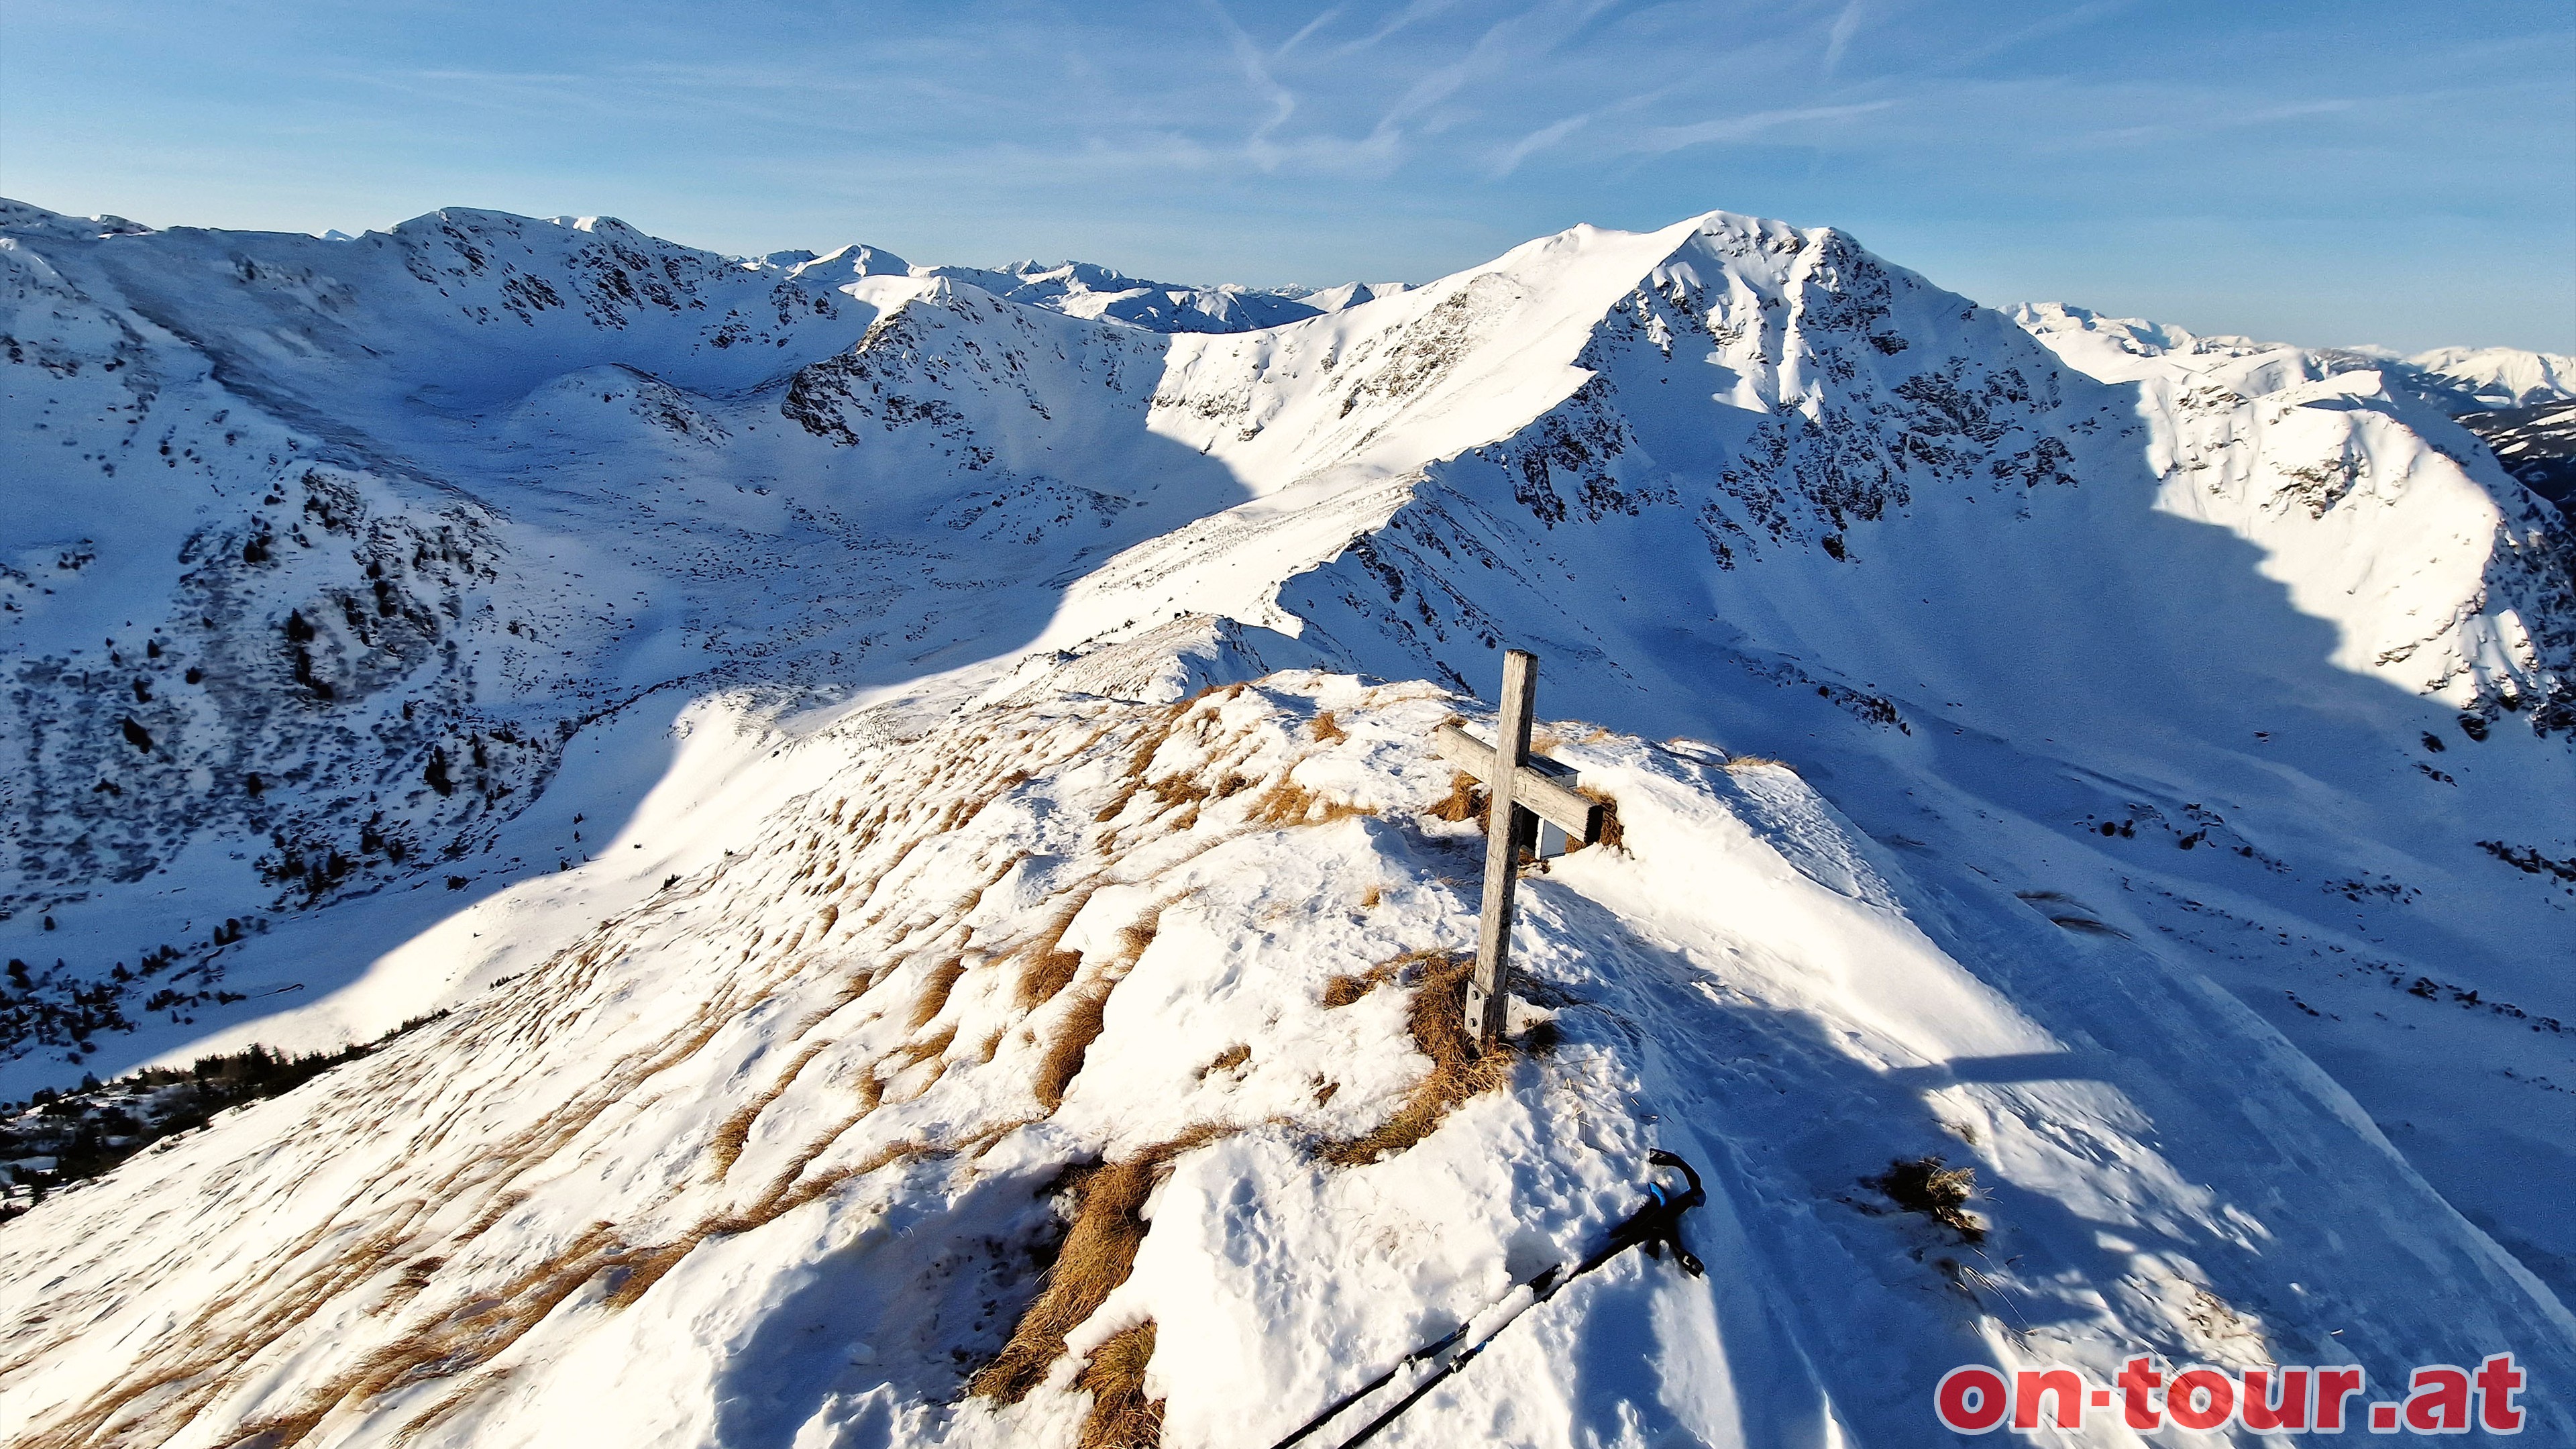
[5,1,2570,351]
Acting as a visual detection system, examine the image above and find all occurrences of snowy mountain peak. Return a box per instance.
[555,213,644,237]
[1296,279,1411,312]
[786,241,914,280]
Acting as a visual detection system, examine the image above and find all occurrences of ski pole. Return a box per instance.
[1260,1151,1705,1449]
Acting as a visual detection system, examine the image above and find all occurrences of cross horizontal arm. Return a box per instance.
[1432,724,1605,843]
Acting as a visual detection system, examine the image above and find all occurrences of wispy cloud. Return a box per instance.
[1610,100,1897,159]
[1203,1,1301,167]
[1338,0,1469,56]
[1491,113,1591,176]
[1943,0,2135,69]
[1273,5,1344,60]
[1364,0,1616,151]
[1823,1,1866,75]
[2039,94,2359,152]
[11,0,2565,350]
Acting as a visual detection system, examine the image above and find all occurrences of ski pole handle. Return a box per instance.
[1648,1148,1703,1202]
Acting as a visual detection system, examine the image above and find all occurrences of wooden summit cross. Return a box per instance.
[1434,649,1606,1051]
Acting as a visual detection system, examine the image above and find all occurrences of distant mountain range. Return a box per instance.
[2,198,2570,1447]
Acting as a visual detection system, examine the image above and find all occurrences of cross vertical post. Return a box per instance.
[1465,648,1539,1051]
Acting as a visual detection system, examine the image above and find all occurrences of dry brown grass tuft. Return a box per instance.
[1426,772,1488,826]
[1320,961,1399,1009]
[1075,1320,1166,1449]
[1092,782,1143,824]
[1095,708,1190,824]
[378,1256,447,1312]
[1309,710,1347,743]
[1320,953,1529,1167]
[1130,710,1187,771]
[1578,788,1625,852]
[1723,754,1788,771]
[708,1041,830,1177]
[598,1238,698,1312]
[847,1134,951,1179]
[971,1128,1230,1406]
[899,1024,959,1069]
[1870,1155,1986,1242]
[910,959,969,1030]
[1114,907,1162,963]
[1019,949,1086,1010]
[1016,889,1102,1009]
[1199,1044,1251,1077]
[1248,778,1315,824]
[1248,777,1375,828]
[1034,983,1113,1110]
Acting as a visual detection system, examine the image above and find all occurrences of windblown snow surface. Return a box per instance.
[1,200,2573,1446]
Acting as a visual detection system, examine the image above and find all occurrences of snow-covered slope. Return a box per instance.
[6,678,2569,1446]
[2006,303,2576,530]
[2463,398,2576,517]
[2005,301,2574,727]
[3,201,2572,1446]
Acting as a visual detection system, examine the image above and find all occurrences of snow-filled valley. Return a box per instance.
[1,198,2571,1446]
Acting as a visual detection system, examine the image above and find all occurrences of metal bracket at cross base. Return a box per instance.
[1434,649,1606,1051]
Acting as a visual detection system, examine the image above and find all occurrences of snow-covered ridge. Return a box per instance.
[2375,345,2576,412]
[753,240,1407,336]
[3,197,2574,1446]
[914,259,1391,334]
[2008,301,2576,414]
